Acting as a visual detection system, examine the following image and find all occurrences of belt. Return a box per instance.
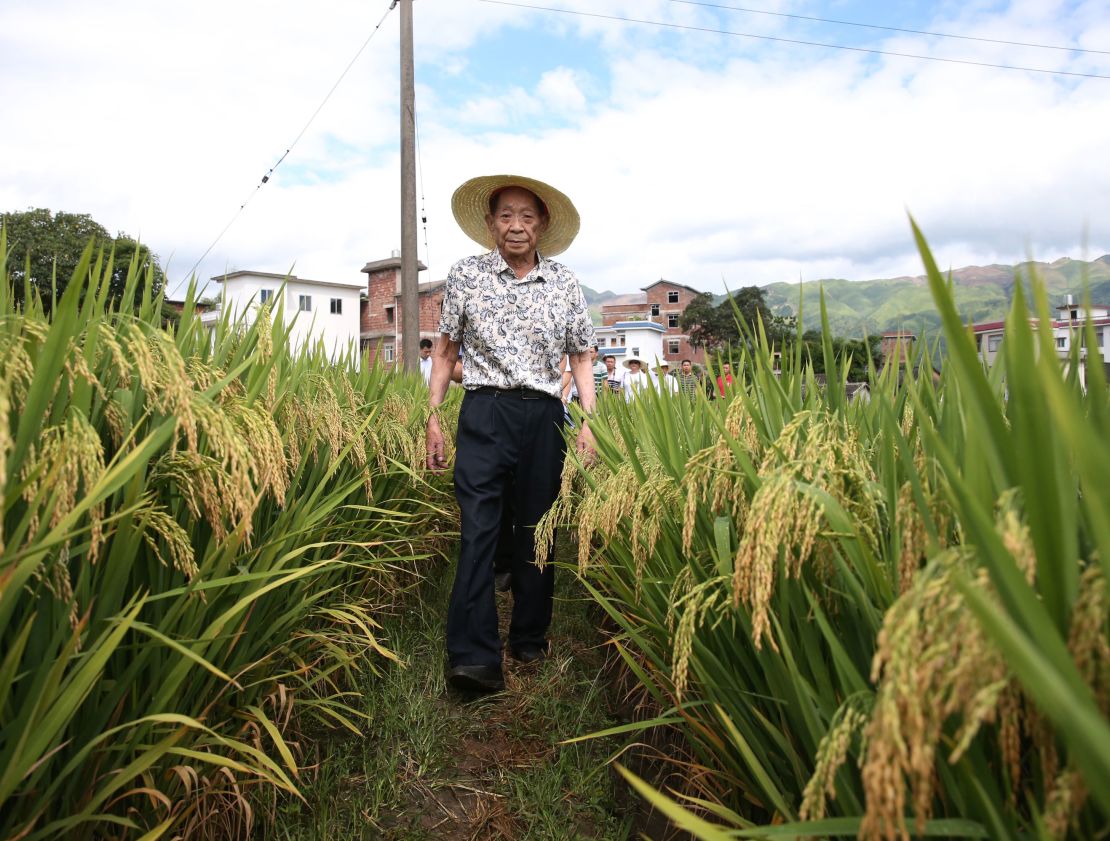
[472,385,555,400]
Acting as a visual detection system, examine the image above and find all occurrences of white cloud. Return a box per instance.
[536,67,588,113]
[1,0,1107,302]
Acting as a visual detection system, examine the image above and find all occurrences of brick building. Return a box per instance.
[359,253,444,366]
[598,278,706,364]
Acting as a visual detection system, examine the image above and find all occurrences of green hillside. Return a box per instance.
[581,283,620,325]
[760,255,1110,337]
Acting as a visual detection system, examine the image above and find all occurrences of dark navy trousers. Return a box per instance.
[447,389,566,668]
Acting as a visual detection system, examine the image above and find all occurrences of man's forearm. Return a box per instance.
[569,352,596,415]
[429,335,461,408]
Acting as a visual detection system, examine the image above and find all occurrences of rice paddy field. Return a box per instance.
[0,234,457,839]
[1,222,1108,840]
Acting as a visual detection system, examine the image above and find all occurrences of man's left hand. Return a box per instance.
[575,422,597,464]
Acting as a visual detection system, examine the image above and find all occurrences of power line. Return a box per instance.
[667,0,1110,56]
[186,3,395,282]
[477,0,1110,81]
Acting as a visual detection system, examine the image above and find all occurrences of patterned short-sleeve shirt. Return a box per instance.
[439,250,595,398]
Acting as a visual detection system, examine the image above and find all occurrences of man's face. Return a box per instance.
[590,347,599,363]
[682,361,692,374]
[605,357,616,372]
[420,345,432,360]
[485,187,548,262]
[722,363,731,375]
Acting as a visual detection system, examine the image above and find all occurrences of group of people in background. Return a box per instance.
[598,351,734,402]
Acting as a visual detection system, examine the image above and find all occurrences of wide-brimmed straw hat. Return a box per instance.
[622,356,645,369]
[451,174,580,257]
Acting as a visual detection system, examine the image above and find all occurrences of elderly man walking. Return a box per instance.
[426,174,596,693]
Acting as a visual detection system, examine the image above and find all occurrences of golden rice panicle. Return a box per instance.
[191,397,262,543]
[899,399,914,440]
[800,700,869,821]
[731,471,802,651]
[141,504,199,580]
[629,465,682,587]
[237,403,289,505]
[895,481,927,594]
[996,489,1036,584]
[574,461,637,575]
[757,409,810,474]
[860,554,1010,841]
[1068,565,1109,714]
[64,336,106,400]
[665,566,694,635]
[534,457,587,571]
[681,446,715,556]
[20,410,107,562]
[255,305,278,408]
[671,576,723,702]
[154,452,228,539]
[723,393,763,459]
[1,331,37,406]
[1043,769,1088,841]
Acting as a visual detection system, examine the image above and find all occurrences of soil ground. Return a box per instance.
[273,535,675,840]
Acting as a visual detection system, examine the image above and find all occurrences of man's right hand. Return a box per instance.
[426,413,448,472]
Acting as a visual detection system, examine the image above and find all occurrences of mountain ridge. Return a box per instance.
[760,254,1110,337]
[582,255,1110,336]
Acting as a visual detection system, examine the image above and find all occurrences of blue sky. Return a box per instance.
[2,0,1108,298]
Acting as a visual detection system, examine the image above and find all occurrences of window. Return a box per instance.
[667,314,679,328]
[259,288,274,305]
[975,335,982,351]
[650,303,660,316]
[298,294,312,312]
[987,334,1002,353]
[631,347,640,356]
[383,343,395,362]
[385,305,394,323]
[330,298,342,315]
[1098,327,1105,347]
[667,291,679,304]
[1056,336,1067,349]
[610,338,618,347]
[668,339,680,354]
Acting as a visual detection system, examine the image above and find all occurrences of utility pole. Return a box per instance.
[398,0,419,373]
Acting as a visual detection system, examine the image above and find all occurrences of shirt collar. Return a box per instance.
[489,249,549,283]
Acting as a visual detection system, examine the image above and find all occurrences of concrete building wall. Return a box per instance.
[209,272,361,364]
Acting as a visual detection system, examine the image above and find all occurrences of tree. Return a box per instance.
[797,330,883,380]
[681,286,784,352]
[2,208,164,307]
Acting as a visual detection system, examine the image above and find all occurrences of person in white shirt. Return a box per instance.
[621,356,651,401]
[602,354,623,396]
[652,360,678,393]
[418,338,434,385]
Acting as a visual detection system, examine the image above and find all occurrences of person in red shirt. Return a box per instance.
[716,361,734,397]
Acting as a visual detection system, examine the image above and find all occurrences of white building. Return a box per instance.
[594,320,666,366]
[973,296,1110,388]
[201,270,364,363]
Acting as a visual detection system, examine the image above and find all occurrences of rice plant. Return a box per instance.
[0,231,456,840]
[547,223,1109,840]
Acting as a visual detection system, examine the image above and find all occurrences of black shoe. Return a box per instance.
[509,641,551,664]
[446,663,505,693]
[494,571,512,592]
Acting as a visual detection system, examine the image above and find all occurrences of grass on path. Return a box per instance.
[274,534,637,841]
